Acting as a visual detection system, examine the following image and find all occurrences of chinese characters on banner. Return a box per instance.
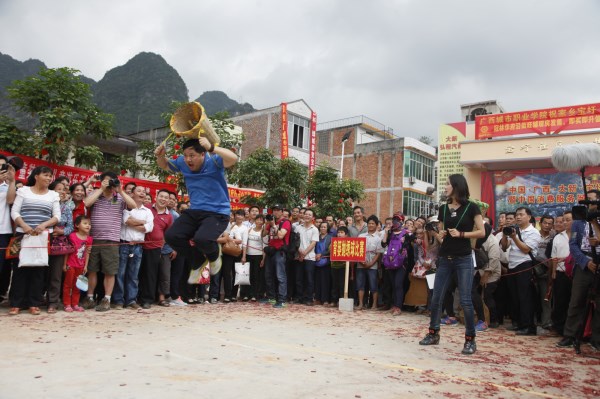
[493,167,600,220]
[0,150,177,199]
[475,102,600,139]
[280,103,289,159]
[330,237,367,262]
[437,122,466,200]
[228,186,264,210]
[308,111,317,173]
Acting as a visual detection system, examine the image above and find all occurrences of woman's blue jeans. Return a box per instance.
[429,254,476,337]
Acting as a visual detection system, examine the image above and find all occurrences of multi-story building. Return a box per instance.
[316,116,436,219]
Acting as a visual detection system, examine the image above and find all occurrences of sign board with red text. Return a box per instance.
[330,237,367,262]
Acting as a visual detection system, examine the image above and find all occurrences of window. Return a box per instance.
[317,131,330,155]
[403,191,431,219]
[404,150,434,184]
[288,113,311,150]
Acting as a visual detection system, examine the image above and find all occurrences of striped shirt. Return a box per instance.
[90,193,126,242]
[11,187,60,233]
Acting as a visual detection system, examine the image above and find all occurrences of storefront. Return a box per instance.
[455,102,600,222]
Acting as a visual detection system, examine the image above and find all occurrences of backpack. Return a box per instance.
[383,230,408,269]
[473,248,489,270]
[279,220,300,258]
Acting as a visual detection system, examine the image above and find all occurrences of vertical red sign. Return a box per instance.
[280,103,288,159]
[309,111,317,173]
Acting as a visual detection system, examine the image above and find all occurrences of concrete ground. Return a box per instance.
[1,302,599,399]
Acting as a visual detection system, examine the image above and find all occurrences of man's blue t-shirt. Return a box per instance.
[169,153,230,216]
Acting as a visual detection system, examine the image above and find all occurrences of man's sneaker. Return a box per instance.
[95,298,110,312]
[210,298,218,304]
[419,329,440,345]
[475,320,488,332]
[170,297,188,306]
[111,303,124,310]
[556,337,574,348]
[440,316,458,326]
[209,246,222,276]
[126,302,141,310]
[462,336,477,355]
[259,298,276,304]
[141,303,151,309]
[273,301,287,309]
[82,297,96,310]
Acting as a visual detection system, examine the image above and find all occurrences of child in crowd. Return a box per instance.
[63,215,93,312]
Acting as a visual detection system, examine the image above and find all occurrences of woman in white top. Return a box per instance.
[10,166,60,316]
[242,214,266,301]
[220,209,248,302]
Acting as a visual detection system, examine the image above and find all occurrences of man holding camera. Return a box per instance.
[557,189,600,350]
[83,172,136,311]
[500,207,542,335]
[261,205,291,308]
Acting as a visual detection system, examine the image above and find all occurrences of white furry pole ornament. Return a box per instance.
[551,143,600,196]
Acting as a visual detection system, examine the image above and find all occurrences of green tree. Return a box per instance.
[74,145,105,169]
[418,135,434,146]
[228,148,307,208]
[7,67,113,164]
[305,164,365,219]
[0,115,40,157]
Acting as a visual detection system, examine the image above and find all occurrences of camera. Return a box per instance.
[503,225,519,236]
[108,178,120,188]
[425,222,438,232]
[265,214,274,222]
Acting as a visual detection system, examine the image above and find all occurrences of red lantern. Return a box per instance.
[41,149,49,156]
[338,199,343,203]
[172,155,178,159]
[174,144,181,150]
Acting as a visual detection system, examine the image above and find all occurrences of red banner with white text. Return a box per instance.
[0,150,176,199]
[475,102,600,139]
[309,111,317,173]
[280,103,289,159]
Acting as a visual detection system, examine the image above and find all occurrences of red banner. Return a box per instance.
[475,102,600,139]
[309,111,317,173]
[280,103,288,159]
[228,186,265,210]
[0,150,176,199]
[330,237,367,262]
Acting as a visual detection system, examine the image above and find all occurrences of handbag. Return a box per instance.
[49,235,75,256]
[19,231,50,267]
[222,241,242,257]
[234,262,251,286]
[5,235,22,260]
[188,264,211,285]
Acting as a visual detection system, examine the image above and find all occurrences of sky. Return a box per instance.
[1,0,599,143]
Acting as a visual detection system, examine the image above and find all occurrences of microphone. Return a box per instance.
[551,143,600,172]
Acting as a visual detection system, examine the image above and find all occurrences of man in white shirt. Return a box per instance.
[358,215,384,310]
[550,214,570,336]
[295,209,319,305]
[500,206,542,336]
[113,186,154,309]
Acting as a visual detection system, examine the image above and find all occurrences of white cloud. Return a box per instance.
[1,0,599,141]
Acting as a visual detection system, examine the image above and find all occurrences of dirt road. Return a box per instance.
[1,303,599,399]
